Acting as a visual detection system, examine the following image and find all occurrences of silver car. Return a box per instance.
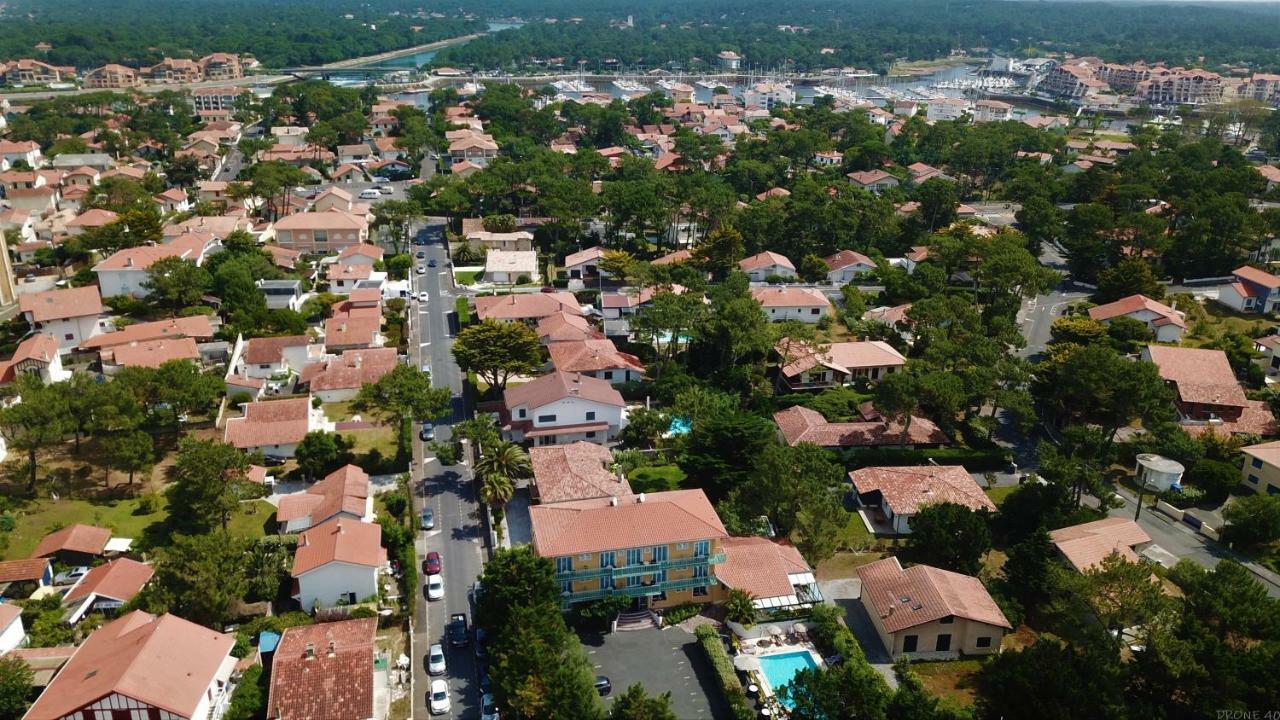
[427,643,447,675]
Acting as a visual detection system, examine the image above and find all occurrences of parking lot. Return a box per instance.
[579,626,730,720]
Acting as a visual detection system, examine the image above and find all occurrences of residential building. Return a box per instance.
[80,315,216,356]
[1097,62,1155,93]
[145,58,204,84]
[600,285,688,321]
[266,618,377,720]
[564,246,606,278]
[256,279,304,311]
[1135,68,1224,105]
[1238,73,1280,107]
[62,558,154,625]
[529,441,630,504]
[18,286,106,352]
[92,232,215,298]
[198,53,242,81]
[474,292,582,324]
[742,82,795,109]
[22,611,236,720]
[272,210,369,253]
[1038,61,1109,99]
[547,339,645,384]
[335,243,383,265]
[738,251,795,281]
[856,556,1011,658]
[4,186,58,215]
[31,524,112,565]
[1049,518,1153,572]
[718,51,742,70]
[972,99,1014,122]
[717,536,822,613]
[1087,294,1185,342]
[774,404,948,450]
[50,153,113,172]
[849,465,996,534]
[537,312,603,344]
[224,396,331,457]
[0,558,52,599]
[501,371,627,446]
[1217,266,1280,314]
[814,150,843,167]
[529,489,729,609]
[465,230,534,252]
[190,87,246,117]
[154,187,190,214]
[447,131,499,168]
[925,96,971,122]
[847,169,900,194]
[822,249,876,284]
[1141,345,1252,424]
[484,250,539,284]
[1241,440,1280,496]
[0,140,43,169]
[774,339,905,390]
[0,334,70,385]
[323,315,383,352]
[750,286,832,323]
[337,144,374,165]
[292,518,385,610]
[101,337,201,372]
[1,59,75,85]
[277,465,374,533]
[327,263,375,294]
[66,208,120,237]
[83,64,140,89]
[298,348,399,402]
[0,605,24,654]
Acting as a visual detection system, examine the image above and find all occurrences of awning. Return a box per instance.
[525,422,609,438]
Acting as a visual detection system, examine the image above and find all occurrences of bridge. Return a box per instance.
[263,65,418,79]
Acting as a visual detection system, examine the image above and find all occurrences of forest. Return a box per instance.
[0,0,483,68]
[431,0,1280,74]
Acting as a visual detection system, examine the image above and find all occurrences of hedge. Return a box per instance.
[694,625,753,720]
[842,447,1011,472]
[455,296,471,327]
[661,602,705,626]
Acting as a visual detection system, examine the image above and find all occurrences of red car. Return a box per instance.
[423,551,442,575]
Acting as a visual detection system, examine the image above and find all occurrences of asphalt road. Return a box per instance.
[410,218,486,720]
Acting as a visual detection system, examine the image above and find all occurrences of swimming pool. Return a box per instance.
[667,416,692,436]
[758,650,819,708]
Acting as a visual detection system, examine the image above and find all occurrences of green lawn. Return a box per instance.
[985,485,1019,506]
[455,297,471,326]
[1179,297,1272,347]
[454,270,482,286]
[913,659,984,710]
[629,465,686,493]
[835,506,874,550]
[1,496,275,560]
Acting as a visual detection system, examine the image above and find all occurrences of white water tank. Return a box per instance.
[1135,453,1185,492]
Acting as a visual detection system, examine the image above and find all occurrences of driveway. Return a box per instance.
[817,579,898,688]
[579,627,730,720]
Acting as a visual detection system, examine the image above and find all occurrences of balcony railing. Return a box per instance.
[563,576,717,604]
[556,552,726,581]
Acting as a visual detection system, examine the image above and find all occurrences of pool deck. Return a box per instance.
[745,643,824,709]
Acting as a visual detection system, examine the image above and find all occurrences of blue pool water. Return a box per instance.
[667,416,692,436]
[759,651,819,708]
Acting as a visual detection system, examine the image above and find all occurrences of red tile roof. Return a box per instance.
[849,465,996,516]
[0,558,49,583]
[225,397,311,448]
[547,339,645,375]
[292,518,385,576]
[244,335,309,364]
[773,405,949,448]
[475,292,581,322]
[63,558,153,605]
[529,442,631,504]
[857,557,1010,633]
[23,611,234,720]
[504,371,624,412]
[564,246,606,267]
[266,618,376,720]
[717,537,812,600]
[536,311,603,343]
[651,249,692,266]
[1145,345,1248,408]
[106,337,199,368]
[277,465,370,527]
[30,524,110,559]
[750,286,832,309]
[337,244,383,261]
[530,489,727,556]
[299,348,397,392]
[19,286,103,322]
[1049,518,1151,571]
[323,315,381,349]
[738,251,794,272]
[80,315,214,350]
[1234,265,1280,289]
[776,339,905,378]
[1088,294,1184,328]
[66,208,119,228]
[823,249,874,271]
[0,334,60,382]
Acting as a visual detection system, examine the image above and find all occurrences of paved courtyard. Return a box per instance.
[579,626,730,720]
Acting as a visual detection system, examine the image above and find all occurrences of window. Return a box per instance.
[603,371,613,380]
[518,409,526,419]
[599,577,612,590]
[537,414,557,423]
[314,231,328,244]
[936,634,952,652]
[627,575,641,588]
[64,333,74,341]
[693,565,708,579]
[1249,474,1260,484]
[561,581,573,595]
[693,585,709,597]
[976,636,992,648]
[811,308,820,315]
[586,431,597,439]
[259,364,271,370]
[902,635,918,653]
[694,540,710,558]
[939,616,954,624]
[627,548,643,566]
[555,557,573,574]
[600,552,615,569]
[651,546,668,563]
[585,411,596,421]
[1253,457,1264,469]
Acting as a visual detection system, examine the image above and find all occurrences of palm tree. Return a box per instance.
[478,472,515,510]
[474,440,532,491]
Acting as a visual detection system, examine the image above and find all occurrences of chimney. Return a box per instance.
[609,496,618,506]
[637,493,646,503]
[304,642,315,660]
[327,640,336,657]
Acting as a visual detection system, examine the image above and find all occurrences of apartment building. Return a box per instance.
[198,53,243,80]
[191,86,247,117]
[83,64,140,89]
[1237,73,1280,107]
[1097,62,1154,93]
[1038,61,1109,99]
[145,57,204,84]
[272,210,370,252]
[0,59,75,85]
[1135,68,1224,105]
[1241,440,1280,496]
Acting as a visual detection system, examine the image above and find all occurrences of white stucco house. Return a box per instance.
[751,286,833,323]
[501,371,627,446]
[292,517,386,610]
[738,251,796,282]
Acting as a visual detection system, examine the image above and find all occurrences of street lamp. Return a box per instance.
[1134,477,1153,522]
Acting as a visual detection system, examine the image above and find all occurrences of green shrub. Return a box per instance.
[223,664,266,720]
[694,625,752,720]
[807,604,864,661]
[843,447,1010,472]
[662,603,705,626]
[382,492,408,518]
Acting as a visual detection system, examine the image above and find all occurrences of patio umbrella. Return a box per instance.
[792,623,807,634]
[733,654,762,673]
[769,625,783,637]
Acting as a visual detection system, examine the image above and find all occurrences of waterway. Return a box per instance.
[366,21,523,69]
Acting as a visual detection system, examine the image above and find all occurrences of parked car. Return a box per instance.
[262,455,287,467]
[594,676,612,696]
[427,643,447,675]
[416,265,426,275]
[474,628,487,659]
[424,550,442,575]
[416,251,426,259]
[54,566,89,585]
[481,693,499,720]
[427,258,438,268]
[426,574,444,600]
[417,292,429,303]
[420,422,435,441]
[429,680,451,715]
[421,507,435,530]
[477,661,492,694]
[379,186,394,195]
[359,189,381,200]
[448,613,469,647]
[372,176,391,183]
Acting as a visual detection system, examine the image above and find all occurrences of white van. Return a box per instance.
[358,188,381,200]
